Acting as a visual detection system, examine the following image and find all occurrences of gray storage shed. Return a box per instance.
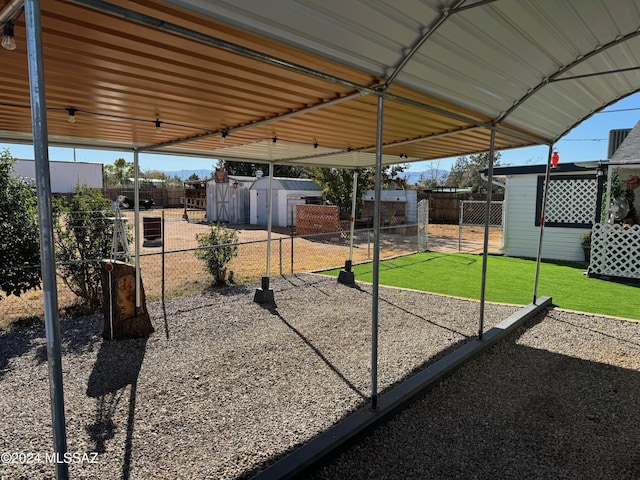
[250,177,323,227]
[206,175,255,224]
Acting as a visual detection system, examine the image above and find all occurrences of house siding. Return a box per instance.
[504,175,591,262]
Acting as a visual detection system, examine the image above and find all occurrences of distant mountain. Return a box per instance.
[400,169,448,185]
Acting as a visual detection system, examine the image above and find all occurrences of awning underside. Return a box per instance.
[1,0,640,166]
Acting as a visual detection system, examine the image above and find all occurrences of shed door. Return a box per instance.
[215,182,230,222]
[256,189,269,225]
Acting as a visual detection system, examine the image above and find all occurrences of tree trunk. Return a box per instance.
[101,260,154,340]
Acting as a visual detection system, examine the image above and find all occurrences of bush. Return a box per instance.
[195,224,239,285]
[0,149,41,300]
[53,186,118,311]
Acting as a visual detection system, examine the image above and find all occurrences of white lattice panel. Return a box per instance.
[589,223,640,279]
[544,178,597,224]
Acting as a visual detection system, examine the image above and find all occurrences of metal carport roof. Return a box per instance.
[2,0,640,166]
[3,1,640,478]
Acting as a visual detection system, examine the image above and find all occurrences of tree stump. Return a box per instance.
[101,260,154,340]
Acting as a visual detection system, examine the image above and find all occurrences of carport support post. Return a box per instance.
[371,93,384,410]
[478,127,496,340]
[134,149,141,312]
[24,0,69,478]
[254,161,275,303]
[338,169,358,284]
[533,145,554,301]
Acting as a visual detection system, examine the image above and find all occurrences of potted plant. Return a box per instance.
[581,233,591,264]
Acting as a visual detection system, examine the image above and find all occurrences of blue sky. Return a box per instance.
[2,92,640,175]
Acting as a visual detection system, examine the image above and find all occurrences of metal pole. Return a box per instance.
[266,162,274,277]
[458,202,463,252]
[290,228,294,275]
[161,209,165,304]
[134,150,141,311]
[349,169,359,262]
[279,238,283,276]
[371,92,385,410]
[478,128,496,340]
[533,145,554,302]
[24,0,68,478]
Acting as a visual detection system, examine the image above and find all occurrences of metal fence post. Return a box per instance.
[161,209,165,304]
[458,201,463,252]
[290,227,294,275]
[279,237,283,276]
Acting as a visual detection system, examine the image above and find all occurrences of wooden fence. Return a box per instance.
[103,187,184,208]
[417,191,504,224]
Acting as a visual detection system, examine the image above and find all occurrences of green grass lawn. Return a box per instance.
[322,252,640,321]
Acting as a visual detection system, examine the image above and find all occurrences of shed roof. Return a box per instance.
[251,177,322,191]
[610,121,640,164]
[485,163,600,178]
[2,1,640,167]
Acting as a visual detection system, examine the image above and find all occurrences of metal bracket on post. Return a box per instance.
[254,276,275,304]
[338,259,355,285]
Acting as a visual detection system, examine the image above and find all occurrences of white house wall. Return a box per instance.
[503,175,591,262]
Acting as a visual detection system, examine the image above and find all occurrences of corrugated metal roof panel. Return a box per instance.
[1,0,640,168]
[279,179,322,191]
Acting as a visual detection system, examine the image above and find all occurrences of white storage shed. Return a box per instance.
[250,177,323,227]
[206,175,255,224]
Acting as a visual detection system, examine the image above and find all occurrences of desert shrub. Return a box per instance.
[195,224,239,285]
[53,186,117,311]
[0,149,41,300]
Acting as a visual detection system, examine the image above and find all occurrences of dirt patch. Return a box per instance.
[0,210,501,328]
[427,224,503,253]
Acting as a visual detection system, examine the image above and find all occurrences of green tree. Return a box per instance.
[195,224,239,285]
[104,157,133,186]
[188,173,200,181]
[307,164,408,213]
[53,186,117,310]
[0,149,41,300]
[217,159,307,178]
[446,152,502,193]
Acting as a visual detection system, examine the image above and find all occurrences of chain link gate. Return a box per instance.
[459,200,504,252]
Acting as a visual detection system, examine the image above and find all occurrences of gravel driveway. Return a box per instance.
[1,274,637,479]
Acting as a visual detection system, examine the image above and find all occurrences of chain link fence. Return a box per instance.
[457,200,504,253]
[1,201,506,327]
[0,208,420,327]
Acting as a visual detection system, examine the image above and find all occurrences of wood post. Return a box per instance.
[101,260,154,340]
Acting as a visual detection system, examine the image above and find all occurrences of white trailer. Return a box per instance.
[13,159,103,193]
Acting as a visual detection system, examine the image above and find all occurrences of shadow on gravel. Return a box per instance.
[309,318,640,480]
[262,304,367,400]
[0,327,42,381]
[1,315,102,380]
[86,337,147,480]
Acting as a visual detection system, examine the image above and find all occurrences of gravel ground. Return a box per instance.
[311,308,640,480]
[0,274,637,479]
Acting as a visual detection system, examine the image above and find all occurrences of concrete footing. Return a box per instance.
[254,276,275,304]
